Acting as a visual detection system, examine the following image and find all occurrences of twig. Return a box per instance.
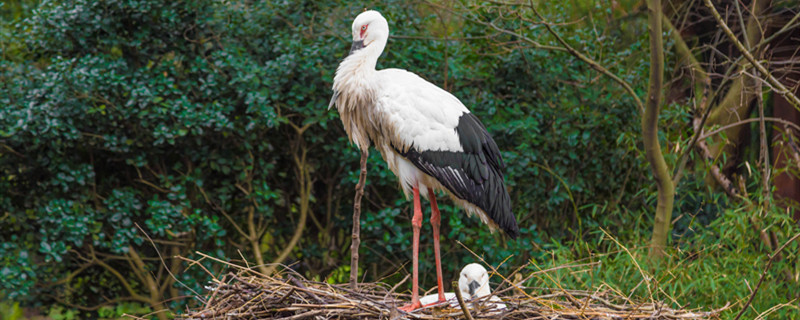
[699,117,800,141]
[696,140,739,197]
[453,281,475,320]
[601,228,654,302]
[290,276,325,304]
[0,142,24,158]
[274,309,325,320]
[351,149,368,290]
[754,64,770,210]
[754,298,800,320]
[384,273,410,302]
[134,223,203,301]
[733,232,800,320]
[528,1,644,112]
[390,33,498,41]
[194,251,270,278]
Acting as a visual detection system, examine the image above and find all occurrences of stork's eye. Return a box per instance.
[361,25,367,31]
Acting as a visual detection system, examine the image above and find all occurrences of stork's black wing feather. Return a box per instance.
[396,113,519,238]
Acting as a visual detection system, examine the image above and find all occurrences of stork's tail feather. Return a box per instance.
[482,166,519,239]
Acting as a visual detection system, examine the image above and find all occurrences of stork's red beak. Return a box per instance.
[349,40,365,55]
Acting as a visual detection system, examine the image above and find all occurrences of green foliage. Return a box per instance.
[97,302,153,319]
[0,301,23,320]
[47,306,78,320]
[1,0,797,318]
[533,198,800,319]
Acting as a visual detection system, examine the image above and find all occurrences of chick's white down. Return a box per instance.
[419,263,506,309]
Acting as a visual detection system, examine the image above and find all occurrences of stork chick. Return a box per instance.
[420,263,507,310]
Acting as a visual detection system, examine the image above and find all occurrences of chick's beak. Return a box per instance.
[468,280,480,298]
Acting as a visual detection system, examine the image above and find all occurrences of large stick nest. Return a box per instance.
[178,260,725,320]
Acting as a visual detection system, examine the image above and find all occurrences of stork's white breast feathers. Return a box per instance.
[374,68,469,153]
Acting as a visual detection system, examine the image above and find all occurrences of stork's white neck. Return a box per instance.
[330,35,388,109]
[335,37,387,81]
[330,36,388,150]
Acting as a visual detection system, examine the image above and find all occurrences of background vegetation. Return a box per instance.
[1,0,798,319]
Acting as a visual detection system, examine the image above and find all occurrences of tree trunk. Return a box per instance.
[644,0,675,259]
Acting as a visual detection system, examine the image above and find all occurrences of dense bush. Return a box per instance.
[1,0,797,319]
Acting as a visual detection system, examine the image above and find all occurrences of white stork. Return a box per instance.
[330,10,519,311]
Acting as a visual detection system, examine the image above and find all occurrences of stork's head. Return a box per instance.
[349,10,389,55]
[458,263,492,299]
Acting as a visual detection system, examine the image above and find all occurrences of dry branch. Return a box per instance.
[350,149,368,290]
[453,281,475,320]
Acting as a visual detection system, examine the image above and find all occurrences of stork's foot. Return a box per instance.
[398,300,422,312]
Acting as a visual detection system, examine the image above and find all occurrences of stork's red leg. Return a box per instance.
[399,186,423,312]
[427,188,446,304]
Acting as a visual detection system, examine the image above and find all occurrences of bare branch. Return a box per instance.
[424,0,644,111]
[528,3,644,112]
[733,232,800,320]
[704,0,800,110]
[350,150,368,290]
[699,116,800,141]
[696,141,739,197]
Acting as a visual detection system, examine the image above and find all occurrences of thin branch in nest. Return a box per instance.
[453,281,475,320]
